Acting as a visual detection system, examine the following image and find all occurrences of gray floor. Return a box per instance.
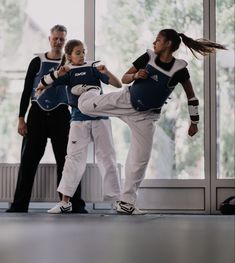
[0,209,234,263]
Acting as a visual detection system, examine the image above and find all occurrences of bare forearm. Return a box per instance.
[121,73,137,84]
[107,71,122,88]
[121,66,148,84]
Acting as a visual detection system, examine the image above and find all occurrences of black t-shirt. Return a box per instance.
[133,52,190,86]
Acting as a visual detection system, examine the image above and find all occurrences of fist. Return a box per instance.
[188,123,198,137]
[35,83,46,98]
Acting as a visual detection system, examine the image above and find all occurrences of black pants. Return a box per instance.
[11,103,85,211]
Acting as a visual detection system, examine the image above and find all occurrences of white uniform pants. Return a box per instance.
[78,87,160,204]
[57,119,121,200]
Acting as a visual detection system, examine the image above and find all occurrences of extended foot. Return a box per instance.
[71,84,101,96]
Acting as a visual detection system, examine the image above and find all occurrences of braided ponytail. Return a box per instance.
[57,54,67,69]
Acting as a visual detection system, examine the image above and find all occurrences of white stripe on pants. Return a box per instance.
[57,119,121,200]
[78,87,160,204]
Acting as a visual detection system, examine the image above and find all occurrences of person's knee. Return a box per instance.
[77,99,85,112]
[78,98,91,114]
[79,99,97,116]
[78,90,100,114]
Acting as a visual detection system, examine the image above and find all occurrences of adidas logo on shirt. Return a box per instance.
[151,74,158,82]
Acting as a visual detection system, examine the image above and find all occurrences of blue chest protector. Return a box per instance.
[31,54,68,110]
[66,61,107,108]
[129,49,187,111]
[54,61,109,121]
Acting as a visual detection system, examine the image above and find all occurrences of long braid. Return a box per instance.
[57,54,67,69]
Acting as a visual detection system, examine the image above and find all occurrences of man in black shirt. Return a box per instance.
[6,25,87,213]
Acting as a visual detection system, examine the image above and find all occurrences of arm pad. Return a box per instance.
[41,70,58,87]
[188,97,199,124]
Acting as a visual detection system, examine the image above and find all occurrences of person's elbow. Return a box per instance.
[110,79,122,88]
[121,75,128,84]
[116,81,122,88]
[113,82,122,88]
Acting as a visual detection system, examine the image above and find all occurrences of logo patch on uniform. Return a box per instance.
[151,75,158,82]
[93,103,97,108]
[75,72,86,76]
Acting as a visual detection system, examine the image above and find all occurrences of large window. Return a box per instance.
[0,0,84,163]
[0,0,234,182]
[216,0,235,179]
[95,0,204,179]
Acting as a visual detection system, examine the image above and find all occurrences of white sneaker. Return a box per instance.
[47,201,72,214]
[115,201,147,215]
[71,84,101,96]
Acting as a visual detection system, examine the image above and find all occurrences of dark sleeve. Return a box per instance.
[132,52,150,70]
[93,67,109,84]
[177,67,190,84]
[170,67,190,86]
[19,57,40,117]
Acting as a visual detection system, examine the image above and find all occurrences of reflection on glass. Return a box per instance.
[95,0,204,179]
[216,0,235,179]
[0,0,84,163]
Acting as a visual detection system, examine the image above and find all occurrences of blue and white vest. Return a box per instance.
[31,53,68,110]
[53,61,109,121]
[130,49,187,111]
[66,61,105,107]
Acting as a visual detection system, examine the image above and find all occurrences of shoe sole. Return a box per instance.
[47,207,72,214]
[116,209,146,215]
[47,211,72,214]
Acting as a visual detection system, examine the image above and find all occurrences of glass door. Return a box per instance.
[94,0,208,213]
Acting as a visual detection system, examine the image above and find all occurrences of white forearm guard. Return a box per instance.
[41,70,58,87]
[188,97,199,124]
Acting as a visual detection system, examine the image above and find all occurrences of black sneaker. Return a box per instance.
[5,207,28,213]
[71,207,88,214]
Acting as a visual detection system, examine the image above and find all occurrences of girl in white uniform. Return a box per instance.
[75,29,226,215]
[37,40,122,213]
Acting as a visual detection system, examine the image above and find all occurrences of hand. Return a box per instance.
[58,65,70,76]
[18,117,27,136]
[35,83,46,98]
[134,69,148,80]
[96,65,108,74]
[188,123,198,137]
